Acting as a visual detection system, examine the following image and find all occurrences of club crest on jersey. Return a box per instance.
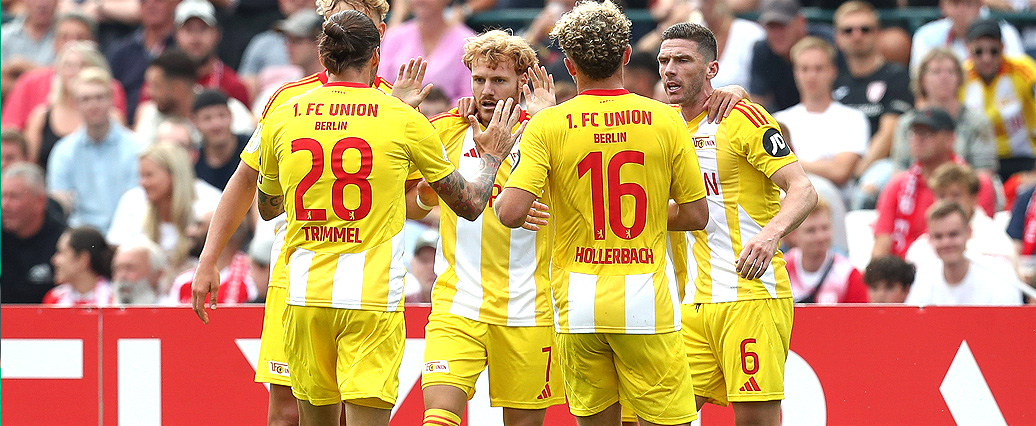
[268,361,290,377]
[423,360,450,374]
[692,136,716,149]
[762,128,790,157]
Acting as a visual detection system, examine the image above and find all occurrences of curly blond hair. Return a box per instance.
[315,0,389,22]
[549,0,631,80]
[463,30,539,75]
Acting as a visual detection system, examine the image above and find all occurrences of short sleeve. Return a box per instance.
[256,121,282,196]
[668,113,706,204]
[735,105,798,178]
[1006,188,1031,240]
[873,177,900,236]
[884,65,914,116]
[405,113,455,183]
[240,123,263,171]
[504,112,551,196]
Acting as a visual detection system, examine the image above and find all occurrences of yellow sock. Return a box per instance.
[423,408,462,426]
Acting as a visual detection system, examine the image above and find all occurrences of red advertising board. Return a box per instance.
[2,306,1034,425]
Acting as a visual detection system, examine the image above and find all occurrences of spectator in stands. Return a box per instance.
[521,0,573,72]
[1,128,29,172]
[24,42,126,171]
[251,9,323,114]
[405,229,438,304]
[872,106,998,258]
[56,0,144,49]
[105,0,179,120]
[1,13,123,131]
[191,90,246,190]
[749,0,811,111]
[624,50,662,98]
[961,18,1036,182]
[906,200,1024,305]
[238,0,312,98]
[784,197,869,303]
[170,209,256,304]
[111,237,171,305]
[379,0,475,103]
[891,49,998,174]
[0,0,59,67]
[832,1,914,208]
[774,37,868,190]
[863,255,915,303]
[154,116,199,164]
[419,86,451,119]
[43,226,114,306]
[135,49,255,145]
[909,0,1025,71]
[168,0,249,106]
[246,225,274,303]
[906,163,1015,268]
[47,67,139,233]
[107,143,221,270]
[1,163,66,304]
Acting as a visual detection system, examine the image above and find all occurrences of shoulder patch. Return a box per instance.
[244,123,263,154]
[761,127,790,157]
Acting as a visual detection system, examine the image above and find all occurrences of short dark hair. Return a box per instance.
[1,128,29,158]
[318,10,381,74]
[863,256,916,289]
[149,49,199,82]
[65,227,114,279]
[661,23,718,62]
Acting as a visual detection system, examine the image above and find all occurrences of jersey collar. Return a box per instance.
[318,69,329,84]
[323,81,369,88]
[580,88,630,96]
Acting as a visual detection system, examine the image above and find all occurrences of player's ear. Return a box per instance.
[563,58,577,77]
[370,47,380,71]
[623,45,632,66]
[377,21,387,38]
[706,60,719,79]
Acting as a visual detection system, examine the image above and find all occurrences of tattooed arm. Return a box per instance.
[428,153,504,221]
[257,189,284,221]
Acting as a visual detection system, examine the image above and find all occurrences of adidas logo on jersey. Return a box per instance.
[462,148,480,158]
[739,377,762,392]
[536,384,553,400]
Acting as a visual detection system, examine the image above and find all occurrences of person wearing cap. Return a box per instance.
[238,0,314,99]
[961,18,1036,182]
[872,106,999,259]
[170,0,250,106]
[192,89,247,190]
[105,0,180,121]
[250,10,325,114]
[909,0,1025,72]
[748,0,834,112]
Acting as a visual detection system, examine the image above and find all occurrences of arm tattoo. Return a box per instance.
[257,190,285,221]
[429,153,503,221]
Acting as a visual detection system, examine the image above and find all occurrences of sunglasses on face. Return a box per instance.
[838,25,873,35]
[971,46,1001,57]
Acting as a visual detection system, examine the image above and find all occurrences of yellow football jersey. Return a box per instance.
[962,55,1036,158]
[429,108,553,327]
[678,100,796,304]
[505,89,706,334]
[240,71,394,289]
[257,81,455,310]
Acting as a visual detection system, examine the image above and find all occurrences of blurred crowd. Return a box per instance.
[2,0,1035,307]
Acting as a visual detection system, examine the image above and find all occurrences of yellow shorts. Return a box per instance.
[555,332,698,425]
[255,286,291,387]
[682,298,793,406]
[422,312,565,409]
[283,304,405,408]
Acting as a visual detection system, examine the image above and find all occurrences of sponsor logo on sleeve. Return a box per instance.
[244,123,263,154]
[762,128,790,157]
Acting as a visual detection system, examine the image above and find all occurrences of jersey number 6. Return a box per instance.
[291,137,373,222]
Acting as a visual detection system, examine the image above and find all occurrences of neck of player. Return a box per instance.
[326,68,374,87]
[680,84,714,123]
[574,72,625,95]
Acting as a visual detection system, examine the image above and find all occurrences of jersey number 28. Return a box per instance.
[291,137,373,221]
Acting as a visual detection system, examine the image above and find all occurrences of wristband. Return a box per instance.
[416,195,434,211]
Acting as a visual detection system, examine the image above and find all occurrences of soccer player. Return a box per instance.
[190,0,432,424]
[408,31,565,426]
[657,23,817,426]
[255,10,524,426]
[495,2,710,425]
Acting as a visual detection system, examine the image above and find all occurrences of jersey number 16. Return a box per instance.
[577,150,647,240]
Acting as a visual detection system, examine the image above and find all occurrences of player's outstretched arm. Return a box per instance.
[391,57,434,108]
[428,98,526,221]
[704,85,748,123]
[668,198,708,231]
[192,161,260,323]
[735,161,817,280]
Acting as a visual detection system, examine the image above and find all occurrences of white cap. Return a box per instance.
[175,0,218,27]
